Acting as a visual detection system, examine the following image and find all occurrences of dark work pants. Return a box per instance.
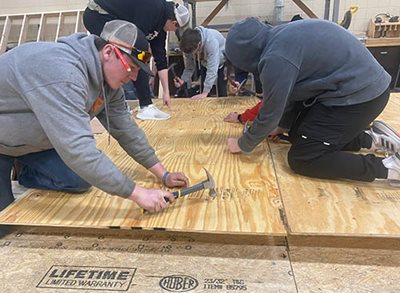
[287,87,390,182]
[200,65,227,97]
[83,8,153,106]
[0,149,91,211]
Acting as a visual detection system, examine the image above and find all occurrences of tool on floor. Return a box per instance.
[142,168,216,213]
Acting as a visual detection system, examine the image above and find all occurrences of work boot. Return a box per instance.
[365,120,400,155]
[136,105,171,121]
[382,151,400,187]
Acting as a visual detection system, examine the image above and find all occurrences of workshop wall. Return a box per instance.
[194,0,400,36]
[0,0,399,36]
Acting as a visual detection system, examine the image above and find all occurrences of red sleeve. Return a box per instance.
[241,101,262,122]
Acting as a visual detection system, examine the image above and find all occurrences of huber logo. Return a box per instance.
[159,275,198,292]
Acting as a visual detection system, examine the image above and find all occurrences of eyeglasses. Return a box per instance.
[112,46,132,72]
[109,40,152,65]
[132,48,152,64]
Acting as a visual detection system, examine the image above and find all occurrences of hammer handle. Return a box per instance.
[170,182,205,200]
[142,182,205,213]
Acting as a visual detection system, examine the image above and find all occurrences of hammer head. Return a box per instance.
[202,168,216,199]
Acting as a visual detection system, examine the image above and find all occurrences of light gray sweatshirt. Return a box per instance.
[0,33,159,198]
[181,26,226,93]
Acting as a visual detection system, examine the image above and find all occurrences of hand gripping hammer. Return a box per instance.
[142,168,216,213]
[171,168,216,200]
[168,63,189,97]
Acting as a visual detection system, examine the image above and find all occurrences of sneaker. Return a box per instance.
[136,104,171,121]
[382,152,400,187]
[125,103,133,115]
[365,120,400,155]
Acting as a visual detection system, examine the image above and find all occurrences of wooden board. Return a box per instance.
[275,93,400,237]
[2,94,399,238]
[366,37,400,47]
[0,226,295,292]
[289,244,400,292]
[0,98,286,236]
[1,227,399,292]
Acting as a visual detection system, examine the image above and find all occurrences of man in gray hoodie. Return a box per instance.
[174,27,227,99]
[0,20,188,212]
[225,17,400,186]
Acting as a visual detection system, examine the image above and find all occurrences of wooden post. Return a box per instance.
[37,13,45,42]
[55,12,63,41]
[201,0,229,27]
[0,16,11,53]
[74,11,80,33]
[18,15,28,46]
[292,0,318,19]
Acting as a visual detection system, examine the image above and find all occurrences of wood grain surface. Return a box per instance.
[2,94,399,238]
[0,97,286,235]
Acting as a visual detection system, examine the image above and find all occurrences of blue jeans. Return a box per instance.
[0,149,91,211]
[122,82,137,100]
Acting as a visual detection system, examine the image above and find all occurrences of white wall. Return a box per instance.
[194,0,400,36]
[1,0,400,36]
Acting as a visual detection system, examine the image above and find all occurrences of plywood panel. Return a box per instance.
[275,93,400,237]
[0,98,286,235]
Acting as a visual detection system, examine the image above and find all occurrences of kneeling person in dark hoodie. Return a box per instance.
[225,17,400,186]
[0,20,188,213]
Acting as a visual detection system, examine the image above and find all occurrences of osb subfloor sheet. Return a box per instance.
[1,227,400,292]
[1,94,400,238]
[0,97,285,235]
[0,227,292,292]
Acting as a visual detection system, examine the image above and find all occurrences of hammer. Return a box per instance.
[141,168,216,213]
[168,62,178,79]
[168,63,189,97]
[228,76,256,96]
[171,168,216,200]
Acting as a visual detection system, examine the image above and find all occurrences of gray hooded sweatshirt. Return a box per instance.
[225,18,391,153]
[182,26,226,93]
[0,33,159,198]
